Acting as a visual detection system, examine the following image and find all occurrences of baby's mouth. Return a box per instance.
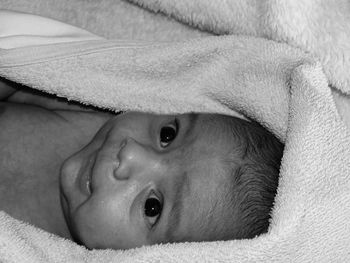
[87,155,96,195]
[81,140,124,196]
[86,172,92,195]
[79,154,96,196]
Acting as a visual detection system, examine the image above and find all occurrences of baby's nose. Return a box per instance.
[114,137,163,181]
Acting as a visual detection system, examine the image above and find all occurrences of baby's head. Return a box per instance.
[60,112,283,249]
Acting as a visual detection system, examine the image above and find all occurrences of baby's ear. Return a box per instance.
[0,10,102,49]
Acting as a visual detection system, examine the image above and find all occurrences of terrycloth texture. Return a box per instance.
[128,0,350,95]
[0,3,350,263]
[0,0,208,41]
[1,27,350,263]
[2,0,348,92]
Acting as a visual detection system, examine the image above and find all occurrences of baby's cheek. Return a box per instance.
[71,120,114,162]
[169,144,191,169]
[70,197,119,249]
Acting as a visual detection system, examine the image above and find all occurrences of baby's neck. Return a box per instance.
[0,162,72,239]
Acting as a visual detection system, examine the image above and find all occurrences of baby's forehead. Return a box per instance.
[185,114,238,157]
[174,115,239,233]
[195,114,237,138]
[171,163,235,242]
[172,114,239,179]
[157,114,240,242]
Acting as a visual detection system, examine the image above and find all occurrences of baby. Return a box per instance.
[0,79,283,249]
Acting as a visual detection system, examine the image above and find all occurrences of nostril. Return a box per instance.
[114,138,129,180]
[117,137,128,163]
[114,137,147,181]
[113,158,124,180]
[113,165,120,179]
[120,138,127,149]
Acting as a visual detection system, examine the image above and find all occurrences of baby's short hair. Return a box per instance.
[224,117,283,239]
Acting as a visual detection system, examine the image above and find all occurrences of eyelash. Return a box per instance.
[143,118,178,228]
[159,118,179,148]
[144,190,163,229]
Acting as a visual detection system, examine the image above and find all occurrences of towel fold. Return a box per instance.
[0,34,313,140]
[0,3,349,263]
[128,0,350,95]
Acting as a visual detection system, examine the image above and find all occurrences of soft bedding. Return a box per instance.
[0,1,349,262]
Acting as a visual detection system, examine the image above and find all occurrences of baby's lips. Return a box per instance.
[77,153,95,197]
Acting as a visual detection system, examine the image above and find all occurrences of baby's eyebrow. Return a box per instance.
[164,171,191,242]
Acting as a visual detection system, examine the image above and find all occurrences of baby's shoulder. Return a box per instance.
[0,102,70,181]
[0,101,110,137]
[0,102,70,144]
[0,101,64,126]
[0,102,108,175]
[0,101,112,154]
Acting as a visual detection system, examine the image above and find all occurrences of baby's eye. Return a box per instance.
[144,191,163,228]
[160,119,178,148]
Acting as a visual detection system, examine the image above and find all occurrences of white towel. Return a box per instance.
[128,0,350,94]
[0,4,349,263]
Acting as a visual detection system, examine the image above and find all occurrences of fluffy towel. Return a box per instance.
[0,3,350,263]
[128,0,350,95]
[0,0,208,41]
[2,0,349,93]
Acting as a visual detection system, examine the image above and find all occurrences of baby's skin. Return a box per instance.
[0,9,290,250]
[0,83,238,249]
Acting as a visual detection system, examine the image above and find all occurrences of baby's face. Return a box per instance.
[60,112,238,249]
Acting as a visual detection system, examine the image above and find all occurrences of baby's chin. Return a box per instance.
[59,174,93,248]
[59,152,90,219]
